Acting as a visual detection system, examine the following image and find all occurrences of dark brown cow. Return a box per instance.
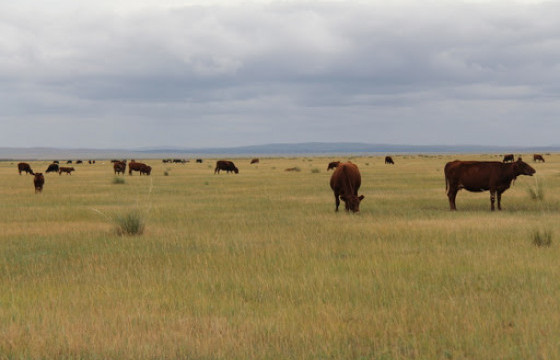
[33,173,44,193]
[327,161,340,171]
[385,156,395,164]
[330,162,364,212]
[533,154,545,163]
[196,159,203,163]
[250,158,259,164]
[17,162,34,175]
[113,161,126,175]
[128,162,151,175]
[45,163,59,173]
[215,160,238,174]
[59,167,75,175]
[445,158,535,211]
[503,154,514,163]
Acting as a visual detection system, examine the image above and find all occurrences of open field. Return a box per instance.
[1,154,559,359]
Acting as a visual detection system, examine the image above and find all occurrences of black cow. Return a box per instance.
[503,154,514,163]
[385,156,395,164]
[45,163,59,173]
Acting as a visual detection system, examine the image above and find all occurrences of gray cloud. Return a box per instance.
[1,1,560,148]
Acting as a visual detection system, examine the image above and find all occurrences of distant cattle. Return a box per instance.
[128,162,151,175]
[17,162,34,175]
[196,159,203,163]
[59,167,75,175]
[330,162,364,212]
[173,159,187,164]
[385,156,395,165]
[533,154,545,163]
[285,167,301,172]
[33,173,44,193]
[88,160,96,164]
[502,154,514,163]
[250,158,259,164]
[67,160,73,164]
[113,161,126,175]
[45,163,59,173]
[215,160,238,174]
[162,159,172,163]
[444,158,535,211]
[327,161,340,171]
[76,160,83,164]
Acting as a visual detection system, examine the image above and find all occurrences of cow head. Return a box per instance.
[233,167,239,174]
[514,158,536,176]
[340,194,365,212]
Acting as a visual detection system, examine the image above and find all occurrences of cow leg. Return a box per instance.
[497,191,503,210]
[490,190,496,211]
[334,193,340,212]
[447,188,458,211]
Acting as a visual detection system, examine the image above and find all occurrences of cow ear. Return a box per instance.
[358,195,365,201]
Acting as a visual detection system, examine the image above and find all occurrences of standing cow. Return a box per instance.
[59,167,75,175]
[215,160,239,174]
[330,162,364,212]
[445,158,535,211]
[128,162,151,175]
[533,154,545,163]
[385,156,395,164]
[113,161,126,175]
[17,162,34,175]
[503,154,514,163]
[33,173,45,193]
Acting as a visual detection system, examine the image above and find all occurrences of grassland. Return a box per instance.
[1,154,559,359]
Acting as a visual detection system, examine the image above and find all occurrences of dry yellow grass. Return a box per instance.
[0,155,559,359]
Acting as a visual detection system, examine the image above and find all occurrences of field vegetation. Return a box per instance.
[1,154,559,359]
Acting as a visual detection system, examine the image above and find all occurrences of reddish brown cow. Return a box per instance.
[533,154,545,163]
[128,162,151,175]
[327,161,340,171]
[113,161,126,175]
[250,158,259,164]
[33,173,44,193]
[215,160,238,174]
[385,156,394,165]
[445,158,535,211]
[59,167,75,175]
[502,154,514,163]
[330,162,364,212]
[17,162,34,175]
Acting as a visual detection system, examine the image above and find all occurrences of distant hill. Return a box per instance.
[1,142,559,160]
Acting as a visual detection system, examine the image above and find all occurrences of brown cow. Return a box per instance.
[445,158,535,211]
[533,154,545,163]
[59,167,75,175]
[327,161,340,171]
[330,162,364,212]
[17,162,34,175]
[113,161,126,175]
[250,158,259,164]
[503,154,514,163]
[385,156,395,165]
[33,173,44,193]
[128,162,151,175]
[215,160,238,174]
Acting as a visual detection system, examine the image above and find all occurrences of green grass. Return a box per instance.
[0,155,559,359]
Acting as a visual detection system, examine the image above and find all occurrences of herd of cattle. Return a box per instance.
[16,153,547,212]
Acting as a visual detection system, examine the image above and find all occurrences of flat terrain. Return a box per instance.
[1,155,559,359]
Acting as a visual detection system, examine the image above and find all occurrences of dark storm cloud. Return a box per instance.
[1,1,560,148]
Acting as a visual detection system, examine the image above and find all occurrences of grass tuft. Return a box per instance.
[527,177,544,200]
[112,177,125,184]
[311,168,320,173]
[532,229,552,247]
[114,210,145,236]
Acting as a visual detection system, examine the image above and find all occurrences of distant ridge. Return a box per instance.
[1,142,559,160]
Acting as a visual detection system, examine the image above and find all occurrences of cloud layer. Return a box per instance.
[2,1,559,148]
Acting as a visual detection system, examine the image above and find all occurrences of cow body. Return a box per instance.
[327,161,340,171]
[59,167,75,175]
[445,159,535,211]
[533,154,545,163]
[503,154,514,163]
[250,158,259,164]
[128,162,151,175]
[215,160,238,174]
[330,162,364,212]
[385,156,394,164]
[113,161,126,175]
[17,162,34,175]
[45,163,59,173]
[33,173,44,193]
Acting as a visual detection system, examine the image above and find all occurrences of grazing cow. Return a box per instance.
[330,162,364,212]
[214,160,238,174]
[533,154,545,163]
[445,158,535,211]
[67,160,73,164]
[76,160,83,164]
[385,156,395,165]
[17,162,34,175]
[128,162,151,175]
[113,161,126,175]
[33,173,44,193]
[503,154,514,163]
[59,167,75,175]
[327,161,340,171]
[250,158,259,164]
[45,163,59,173]
[173,159,187,163]
[196,159,203,163]
[162,159,171,163]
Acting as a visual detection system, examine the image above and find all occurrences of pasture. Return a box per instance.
[1,154,559,359]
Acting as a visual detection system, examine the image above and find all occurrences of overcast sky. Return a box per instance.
[1,0,559,149]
